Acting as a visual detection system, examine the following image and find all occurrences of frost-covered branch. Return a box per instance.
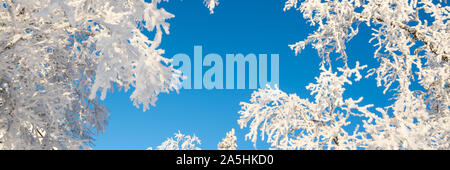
[149,131,202,150]
[218,129,237,150]
[204,0,219,14]
[239,0,449,150]
[239,63,371,150]
[0,0,182,149]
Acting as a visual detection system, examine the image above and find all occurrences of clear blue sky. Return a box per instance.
[93,0,393,150]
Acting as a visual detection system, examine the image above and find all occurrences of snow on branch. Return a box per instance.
[150,131,202,150]
[218,129,237,150]
[237,0,449,149]
[239,63,371,150]
[0,0,182,149]
[204,0,219,14]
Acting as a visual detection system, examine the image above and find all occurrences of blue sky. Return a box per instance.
[93,0,394,150]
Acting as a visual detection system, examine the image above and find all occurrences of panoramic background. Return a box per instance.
[94,0,392,150]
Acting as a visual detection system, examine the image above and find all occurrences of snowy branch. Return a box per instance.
[0,0,181,149]
[150,131,202,150]
[238,0,449,150]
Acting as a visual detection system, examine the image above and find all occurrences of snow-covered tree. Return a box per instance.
[238,0,449,150]
[0,0,185,149]
[149,131,201,150]
[218,128,237,150]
